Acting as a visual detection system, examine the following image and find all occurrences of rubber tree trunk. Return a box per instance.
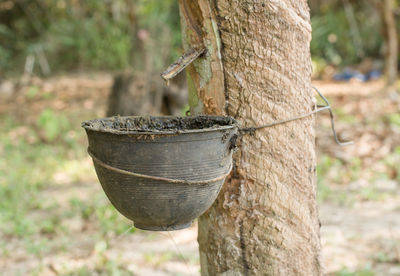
[382,0,398,89]
[178,0,322,275]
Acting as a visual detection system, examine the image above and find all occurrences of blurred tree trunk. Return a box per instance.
[179,0,322,275]
[382,0,398,90]
[106,1,187,117]
[106,1,155,117]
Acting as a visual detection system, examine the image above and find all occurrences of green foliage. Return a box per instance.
[336,265,375,276]
[69,196,136,236]
[0,116,67,236]
[373,251,391,263]
[0,110,107,238]
[0,0,391,73]
[26,238,51,256]
[26,86,40,99]
[311,2,383,66]
[0,0,181,74]
[137,0,182,62]
[37,109,70,142]
[46,18,132,70]
[386,113,400,127]
[383,146,400,183]
[0,108,142,276]
[62,263,133,276]
[0,24,14,70]
[316,154,389,205]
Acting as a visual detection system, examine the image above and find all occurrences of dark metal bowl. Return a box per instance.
[82,115,237,231]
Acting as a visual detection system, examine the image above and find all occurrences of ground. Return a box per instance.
[0,74,399,275]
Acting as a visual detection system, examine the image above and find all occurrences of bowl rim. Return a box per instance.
[82,115,238,135]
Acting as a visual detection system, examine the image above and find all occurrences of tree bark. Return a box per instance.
[382,0,398,89]
[179,0,322,275]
